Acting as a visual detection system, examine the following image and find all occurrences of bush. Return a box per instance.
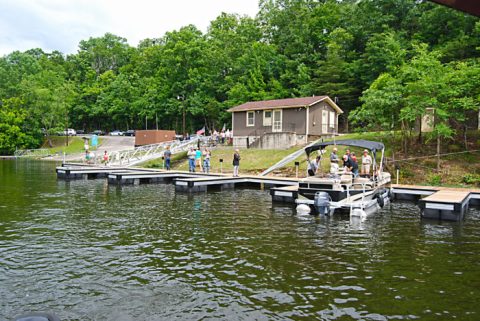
[427,174,442,186]
[462,174,480,185]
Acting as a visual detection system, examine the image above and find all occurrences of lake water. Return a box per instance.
[1,160,479,320]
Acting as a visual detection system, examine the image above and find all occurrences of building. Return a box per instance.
[135,130,176,146]
[227,96,343,148]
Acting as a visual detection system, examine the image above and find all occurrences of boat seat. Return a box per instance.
[353,177,373,189]
[340,174,352,185]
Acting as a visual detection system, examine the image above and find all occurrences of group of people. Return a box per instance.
[330,147,373,177]
[177,146,240,176]
[308,147,373,178]
[84,149,109,165]
[212,129,233,145]
[187,147,212,173]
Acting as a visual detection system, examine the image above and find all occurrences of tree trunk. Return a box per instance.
[463,124,468,150]
[436,135,441,173]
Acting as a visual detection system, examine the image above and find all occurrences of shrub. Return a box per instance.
[427,174,442,186]
[462,174,480,185]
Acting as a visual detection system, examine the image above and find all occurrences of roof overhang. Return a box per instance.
[313,96,343,114]
[227,96,344,114]
[429,0,480,17]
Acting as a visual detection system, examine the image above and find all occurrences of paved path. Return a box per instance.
[49,136,135,162]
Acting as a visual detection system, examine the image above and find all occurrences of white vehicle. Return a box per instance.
[109,130,124,136]
[63,128,76,136]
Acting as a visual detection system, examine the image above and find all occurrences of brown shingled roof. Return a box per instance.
[227,95,343,113]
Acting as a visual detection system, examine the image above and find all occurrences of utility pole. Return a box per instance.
[177,95,185,137]
[65,112,69,146]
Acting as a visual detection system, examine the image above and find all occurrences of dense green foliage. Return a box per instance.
[1,0,479,154]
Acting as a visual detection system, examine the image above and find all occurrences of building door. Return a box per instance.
[272,110,282,132]
[322,110,328,133]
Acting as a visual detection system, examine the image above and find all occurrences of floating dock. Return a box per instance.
[392,184,480,221]
[55,164,480,221]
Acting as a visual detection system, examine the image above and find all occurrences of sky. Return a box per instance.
[0,0,260,56]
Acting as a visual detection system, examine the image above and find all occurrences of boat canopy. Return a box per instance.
[305,139,385,156]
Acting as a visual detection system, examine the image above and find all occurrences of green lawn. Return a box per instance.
[42,136,103,155]
[142,132,393,176]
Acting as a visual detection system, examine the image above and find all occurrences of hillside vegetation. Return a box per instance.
[1,0,479,156]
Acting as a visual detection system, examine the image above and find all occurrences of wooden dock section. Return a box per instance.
[55,164,480,221]
[174,175,298,192]
[108,171,222,185]
[392,184,480,221]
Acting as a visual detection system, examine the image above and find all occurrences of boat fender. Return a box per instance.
[296,204,312,214]
[14,312,61,321]
[376,194,385,208]
[388,188,394,201]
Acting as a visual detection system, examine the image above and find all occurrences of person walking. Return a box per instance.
[233,149,241,177]
[203,148,211,173]
[102,150,109,166]
[164,146,172,170]
[187,147,196,172]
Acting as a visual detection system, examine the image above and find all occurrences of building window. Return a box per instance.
[247,111,255,127]
[329,111,335,128]
[263,110,272,126]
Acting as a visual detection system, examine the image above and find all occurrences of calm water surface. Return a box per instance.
[1,160,479,320]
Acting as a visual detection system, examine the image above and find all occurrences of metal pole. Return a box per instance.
[396,169,399,185]
[183,103,186,137]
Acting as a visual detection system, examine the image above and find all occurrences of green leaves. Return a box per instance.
[1,1,479,154]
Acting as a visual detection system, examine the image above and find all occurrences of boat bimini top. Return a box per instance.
[304,139,386,182]
[304,139,384,157]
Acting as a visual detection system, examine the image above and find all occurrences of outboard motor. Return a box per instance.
[314,191,331,215]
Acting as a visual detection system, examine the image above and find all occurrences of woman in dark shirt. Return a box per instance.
[233,149,241,177]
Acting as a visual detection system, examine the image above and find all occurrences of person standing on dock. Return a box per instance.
[102,150,109,166]
[164,146,172,170]
[203,148,211,173]
[188,147,196,172]
[233,149,241,177]
[195,147,203,171]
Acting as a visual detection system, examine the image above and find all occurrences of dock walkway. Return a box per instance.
[55,164,480,221]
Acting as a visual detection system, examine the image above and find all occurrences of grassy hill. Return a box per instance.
[143,130,480,188]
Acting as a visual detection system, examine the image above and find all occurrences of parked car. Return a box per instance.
[109,130,124,136]
[124,130,135,136]
[64,128,77,136]
[76,129,85,135]
[90,130,105,136]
